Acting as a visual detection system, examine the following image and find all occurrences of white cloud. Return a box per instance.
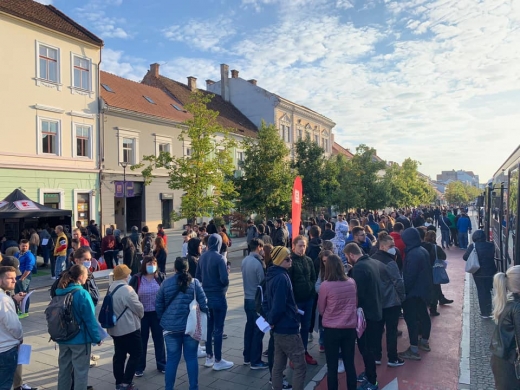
[75,0,131,39]
[101,49,147,81]
[162,16,235,52]
[34,0,52,4]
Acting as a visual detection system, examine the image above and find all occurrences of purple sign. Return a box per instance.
[114,181,135,197]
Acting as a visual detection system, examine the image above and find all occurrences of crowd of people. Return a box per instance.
[0,205,503,390]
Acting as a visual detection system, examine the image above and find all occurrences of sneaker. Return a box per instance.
[305,352,317,365]
[222,334,228,339]
[90,360,97,368]
[439,298,454,305]
[430,310,440,317]
[338,360,345,373]
[269,378,292,389]
[419,341,431,352]
[204,357,215,367]
[398,347,421,360]
[375,359,381,365]
[308,333,314,342]
[319,345,325,353]
[387,358,405,367]
[480,314,493,319]
[50,276,56,280]
[87,386,93,390]
[134,371,144,377]
[250,361,269,370]
[357,381,378,390]
[263,349,269,357]
[157,369,165,374]
[357,372,368,382]
[198,347,207,358]
[19,385,38,390]
[125,384,138,390]
[213,359,234,371]
[91,353,100,361]
[244,360,251,365]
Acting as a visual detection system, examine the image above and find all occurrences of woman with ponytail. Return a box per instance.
[490,265,520,389]
[156,257,208,390]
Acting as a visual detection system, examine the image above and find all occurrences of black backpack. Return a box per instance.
[45,288,82,342]
[98,284,128,328]
[255,279,267,318]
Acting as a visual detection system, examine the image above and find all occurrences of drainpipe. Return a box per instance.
[97,49,103,228]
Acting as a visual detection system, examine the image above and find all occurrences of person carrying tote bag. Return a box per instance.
[156,257,209,390]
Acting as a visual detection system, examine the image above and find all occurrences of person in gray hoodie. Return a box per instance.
[195,234,234,371]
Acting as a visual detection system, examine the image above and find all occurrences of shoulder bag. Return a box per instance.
[185,283,207,341]
[433,245,450,284]
[465,246,480,273]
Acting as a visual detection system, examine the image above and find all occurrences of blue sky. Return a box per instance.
[41,0,520,181]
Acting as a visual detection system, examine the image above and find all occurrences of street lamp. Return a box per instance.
[119,161,128,236]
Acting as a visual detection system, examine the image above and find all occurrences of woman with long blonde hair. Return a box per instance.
[490,265,520,389]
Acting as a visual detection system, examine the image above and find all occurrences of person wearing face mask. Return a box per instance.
[108,265,145,390]
[129,256,166,377]
[370,232,406,368]
[241,238,268,370]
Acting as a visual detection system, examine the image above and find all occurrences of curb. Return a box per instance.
[304,364,328,390]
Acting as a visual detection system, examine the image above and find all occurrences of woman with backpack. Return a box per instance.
[54,264,101,390]
[156,257,208,390]
[107,265,144,390]
[129,255,166,377]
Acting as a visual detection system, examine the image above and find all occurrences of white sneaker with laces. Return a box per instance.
[204,357,215,367]
[198,346,207,358]
[212,359,234,371]
[338,360,345,373]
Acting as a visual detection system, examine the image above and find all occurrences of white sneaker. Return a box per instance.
[51,276,57,280]
[338,360,345,373]
[212,359,234,371]
[198,346,207,358]
[204,357,215,367]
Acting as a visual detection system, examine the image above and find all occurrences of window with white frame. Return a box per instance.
[39,118,60,155]
[183,141,192,157]
[73,56,90,90]
[74,124,91,158]
[236,151,244,169]
[154,135,173,157]
[117,128,140,165]
[38,43,59,83]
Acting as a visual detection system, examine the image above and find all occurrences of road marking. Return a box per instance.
[381,378,399,390]
[459,272,471,385]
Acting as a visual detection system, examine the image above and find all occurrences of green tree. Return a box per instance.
[132,92,237,221]
[444,181,470,205]
[332,145,387,211]
[235,121,294,219]
[329,154,362,212]
[384,158,436,207]
[291,138,339,213]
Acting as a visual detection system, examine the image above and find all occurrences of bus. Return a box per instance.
[483,145,520,272]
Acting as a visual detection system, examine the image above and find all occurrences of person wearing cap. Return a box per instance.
[265,246,306,390]
[107,265,144,390]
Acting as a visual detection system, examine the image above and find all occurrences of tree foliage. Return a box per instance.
[383,158,436,207]
[234,121,294,219]
[444,181,481,205]
[132,92,237,221]
[291,138,339,213]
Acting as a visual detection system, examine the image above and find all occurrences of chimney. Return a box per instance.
[231,69,239,78]
[150,63,160,78]
[248,79,257,86]
[187,76,197,92]
[220,64,229,101]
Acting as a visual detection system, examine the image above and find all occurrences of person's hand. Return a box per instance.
[97,340,103,346]
[12,292,26,303]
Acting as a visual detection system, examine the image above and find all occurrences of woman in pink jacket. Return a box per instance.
[318,254,358,390]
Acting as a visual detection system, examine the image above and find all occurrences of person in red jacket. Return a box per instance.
[389,222,406,262]
[157,224,168,247]
[73,228,90,247]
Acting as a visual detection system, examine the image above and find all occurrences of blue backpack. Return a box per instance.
[98,284,128,328]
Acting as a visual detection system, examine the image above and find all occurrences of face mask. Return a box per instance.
[83,261,91,268]
[146,265,157,274]
[387,247,397,256]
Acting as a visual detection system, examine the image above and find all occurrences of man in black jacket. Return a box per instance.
[320,223,335,241]
[343,243,382,390]
[272,219,288,247]
[398,228,433,361]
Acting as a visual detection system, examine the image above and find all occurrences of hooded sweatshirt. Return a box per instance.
[287,251,316,303]
[195,234,229,297]
[401,228,432,302]
[463,230,497,277]
[187,238,201,278]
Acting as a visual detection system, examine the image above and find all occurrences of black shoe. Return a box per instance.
[439,299,454,305]
[222,334,228,339]
[430,310,440,317]
[397,330,403,337]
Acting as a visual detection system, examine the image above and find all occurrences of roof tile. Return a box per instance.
[100,71,192,123]
[0,0,103,46]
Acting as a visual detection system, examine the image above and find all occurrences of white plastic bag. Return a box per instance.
[465,247,480,273]
[185,286,207,341]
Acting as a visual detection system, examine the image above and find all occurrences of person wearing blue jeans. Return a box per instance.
[54,225,68,278]
[195,234,234,371]
[15,240,35,313]
[164,333,199,390]
[456,213,472,249]
[287,235,318,365]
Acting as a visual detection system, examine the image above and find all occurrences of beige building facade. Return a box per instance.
[0,1,103,229]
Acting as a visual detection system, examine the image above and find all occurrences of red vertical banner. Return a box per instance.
[292,176,303,239]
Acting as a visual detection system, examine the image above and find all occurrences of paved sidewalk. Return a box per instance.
[18,244,325,390]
